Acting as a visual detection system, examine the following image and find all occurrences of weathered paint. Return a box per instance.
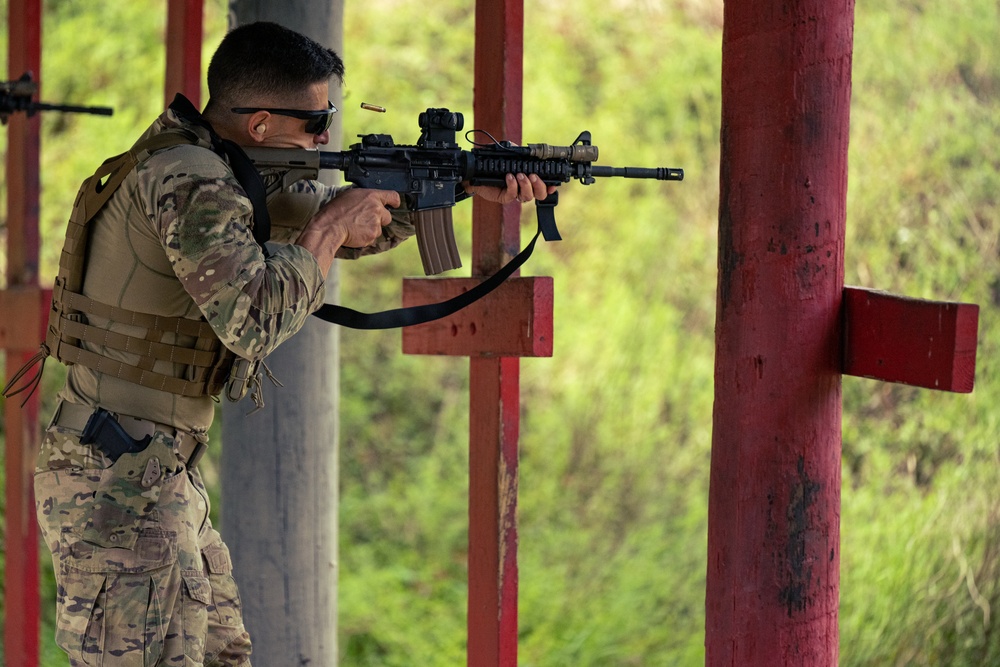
[707,2,854,664]
[468,356,521,666]
[465,2,525,665]
[4,1,43,665]
[401,277,553,358]
[842,286,979,392]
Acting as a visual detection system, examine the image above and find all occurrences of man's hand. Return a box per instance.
[463,173,557,205]
[317,188,401,247]
[295,188,400,274]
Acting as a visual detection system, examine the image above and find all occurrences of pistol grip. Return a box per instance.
[80,407,113,445]
[413,208,462,275]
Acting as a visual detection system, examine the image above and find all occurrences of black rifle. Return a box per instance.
[245,107,683,276]
[0,72,113,124]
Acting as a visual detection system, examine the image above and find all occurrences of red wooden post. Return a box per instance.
[401,2,548,665]
[707,1,855,663]
[707,1,982,662]
[0,7,204,665]
[467,4,522,663]
[165,0,204,106]
[3,1,43,665]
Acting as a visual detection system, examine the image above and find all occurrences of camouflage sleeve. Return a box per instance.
[141,145,326,361]
[284,180,416,259]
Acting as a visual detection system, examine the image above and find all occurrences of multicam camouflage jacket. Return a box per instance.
[50,105,414,431]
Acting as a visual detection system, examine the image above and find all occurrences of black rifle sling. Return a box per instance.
[312,192,562,330]
[169,93,560,330]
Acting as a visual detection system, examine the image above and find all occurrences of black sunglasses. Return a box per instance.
[231,101,338,135]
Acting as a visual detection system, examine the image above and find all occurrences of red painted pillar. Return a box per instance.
[4,1,43,666]
[468,2,523,665]
[707,2,854,664]
[403,3,544,663]
[165,0,204,107]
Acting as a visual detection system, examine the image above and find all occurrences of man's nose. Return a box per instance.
[314,130,331,146]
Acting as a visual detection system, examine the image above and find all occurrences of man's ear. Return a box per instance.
[247,110,271,143]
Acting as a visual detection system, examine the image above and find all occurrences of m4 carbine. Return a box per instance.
[1,72,113,123]
[244,107,683,275]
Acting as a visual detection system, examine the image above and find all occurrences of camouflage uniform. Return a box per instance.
[35,104,414,665]
[36,425,251,666]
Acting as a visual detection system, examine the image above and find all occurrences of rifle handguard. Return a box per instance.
[413,208,462,275]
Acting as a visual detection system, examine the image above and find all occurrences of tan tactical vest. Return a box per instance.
[38,131,234,399]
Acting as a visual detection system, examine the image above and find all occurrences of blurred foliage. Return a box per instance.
[840,1,1000,665]
[0,0,998,665]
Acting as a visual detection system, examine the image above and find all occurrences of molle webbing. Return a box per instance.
[44,131,234,397]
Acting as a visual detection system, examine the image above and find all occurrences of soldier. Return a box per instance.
[18,21,551,666]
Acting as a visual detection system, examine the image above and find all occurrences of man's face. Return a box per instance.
[258,80,334,149]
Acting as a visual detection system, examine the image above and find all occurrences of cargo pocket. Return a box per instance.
[202,540,244,629]
[54,567,106,665]
[58,528,177,667]
[81,434,179,549]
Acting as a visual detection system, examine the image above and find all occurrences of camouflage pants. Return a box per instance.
[35,420,253,666]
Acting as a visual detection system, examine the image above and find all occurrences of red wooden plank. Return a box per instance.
[401,277,553,358]
[165,0,204,106]
[842,286,979,393]
[5,1,43,665]
[707,2,852,664]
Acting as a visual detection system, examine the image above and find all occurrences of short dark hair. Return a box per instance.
[207,22,345,108]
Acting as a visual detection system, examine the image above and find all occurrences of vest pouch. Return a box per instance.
[225,357,258,402]
[81,434,179,550]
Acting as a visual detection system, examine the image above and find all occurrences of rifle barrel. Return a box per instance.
[33,102,113,117]
[591,166,684,181]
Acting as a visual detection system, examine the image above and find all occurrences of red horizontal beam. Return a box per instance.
[0,286,51,352]
[401,277,553,358]
[842,286,979,392]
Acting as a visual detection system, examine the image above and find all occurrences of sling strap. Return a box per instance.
[311,193,562,329]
